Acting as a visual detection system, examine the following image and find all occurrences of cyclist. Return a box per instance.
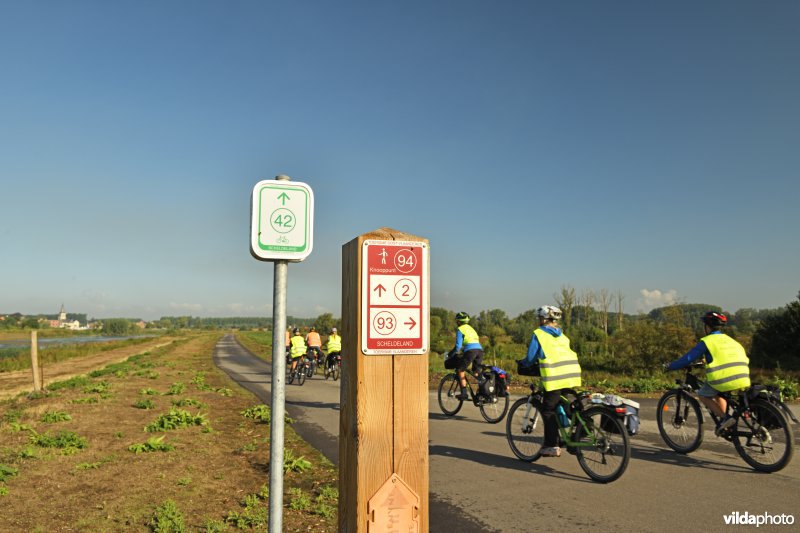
[285,327,292,358]
[306,326,323,365]
[325,327,342,371]
[666,311,750,435]
[518,305,582,458]
[289,327,307,375]
[445,312,484,401]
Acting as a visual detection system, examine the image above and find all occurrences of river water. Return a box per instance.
[0,335,155,350]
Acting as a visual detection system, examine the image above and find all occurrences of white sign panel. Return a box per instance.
[361,240,428,355]
[250,179,314,262]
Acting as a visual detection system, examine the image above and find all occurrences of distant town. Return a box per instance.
[0,305,146,331]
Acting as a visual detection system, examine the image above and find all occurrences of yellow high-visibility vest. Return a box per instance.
[326,334,342,352]
[290,335,307,359]
[703,333,750,392]
[534,328,582,391]
[458,324,480,346]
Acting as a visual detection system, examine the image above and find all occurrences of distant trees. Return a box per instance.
[102,319,132,336]
[751,291,800,370]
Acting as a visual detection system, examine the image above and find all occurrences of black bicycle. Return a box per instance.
[437,364,510,424]
[324,353,341,381]
[286,356,308,386]
[656,364,796,472]
[506,386,631,483]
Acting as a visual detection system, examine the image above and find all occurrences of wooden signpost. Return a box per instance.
[340,228,429,532]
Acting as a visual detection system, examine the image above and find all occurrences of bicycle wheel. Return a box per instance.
[506,397,544,462]
[287,365,295,385]
[657,389,704,454]
[479,394,510,424]
[437,374,463,416]
[332,363,340,381]
[296,367,306,386]
[573,406,630,483]
[733,398,794,473]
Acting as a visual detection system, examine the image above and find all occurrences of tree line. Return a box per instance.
[430,288,800,373]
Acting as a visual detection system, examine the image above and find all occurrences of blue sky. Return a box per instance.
[1,1,798,321]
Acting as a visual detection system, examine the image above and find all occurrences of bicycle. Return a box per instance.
[286,356,308,386]
[656,364,795,472]
[437,364,510,424]
[306,347,325,377]
[506,386,631,483]
[324,352,341,381]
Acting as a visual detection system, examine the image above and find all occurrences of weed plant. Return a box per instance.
[134,399,157,410]
[150,499,185,532]
[283,449,312,473]
[145,408,208,433]
[128,436,176,454]
[165,382,186,395]
[30,430,88,454]
[171,398,206,409]
[0,464,18,482]
[40,410,72,423]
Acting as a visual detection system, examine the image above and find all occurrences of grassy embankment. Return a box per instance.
[0,333,160,373]
[0,331,337,531]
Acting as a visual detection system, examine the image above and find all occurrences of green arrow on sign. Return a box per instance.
[278,192,290,205]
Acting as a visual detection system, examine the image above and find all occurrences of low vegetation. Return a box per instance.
[0,332,337,530]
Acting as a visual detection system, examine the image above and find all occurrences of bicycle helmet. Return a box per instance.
[701,311,727,329]
[455,311,470,324]
[292,327,300,335]
[310,326,316,332]
[536,305,562,321]
[330,327,337,333]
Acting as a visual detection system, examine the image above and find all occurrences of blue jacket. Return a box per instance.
[667,331,722,370]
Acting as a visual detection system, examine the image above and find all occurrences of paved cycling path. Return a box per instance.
[214,334,800,532]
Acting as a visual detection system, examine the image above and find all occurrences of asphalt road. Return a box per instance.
[213,334,800,532]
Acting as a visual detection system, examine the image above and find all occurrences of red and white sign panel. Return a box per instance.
[362,239,429,355]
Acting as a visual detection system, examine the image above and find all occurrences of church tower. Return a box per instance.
[58,304,67,324]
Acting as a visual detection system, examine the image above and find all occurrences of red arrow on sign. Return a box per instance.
[404,317,417,329]
[374,284,386,297]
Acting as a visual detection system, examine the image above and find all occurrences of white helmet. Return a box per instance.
[536,305,562,321]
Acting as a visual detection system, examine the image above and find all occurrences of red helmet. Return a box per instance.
[701,311,727,328]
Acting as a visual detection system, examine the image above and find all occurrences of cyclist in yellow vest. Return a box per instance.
[325,327,342,371]
[289,328,307,375]
[518,305,582,458]
[445,312,484,401]
[666,311,750,435]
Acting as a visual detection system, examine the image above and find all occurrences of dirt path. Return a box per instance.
[0,337,177,400]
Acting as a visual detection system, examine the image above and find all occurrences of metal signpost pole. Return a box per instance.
[269,258,288,533]
[251,173,313,533]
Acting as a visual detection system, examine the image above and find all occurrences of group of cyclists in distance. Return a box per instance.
[285,325,342,376]
[446,305,752,459]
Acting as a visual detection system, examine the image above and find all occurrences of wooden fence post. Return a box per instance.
[340,227,429,532]
[30,330,42,392]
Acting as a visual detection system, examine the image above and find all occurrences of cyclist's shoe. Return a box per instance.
[540,447,562,458]
[456,391,470,401]
[715,415,736,436]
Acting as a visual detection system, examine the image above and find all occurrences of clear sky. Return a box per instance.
[1,1,798,321]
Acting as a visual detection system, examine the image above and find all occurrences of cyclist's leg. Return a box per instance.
[455,354,475,400]
[540,389,561,455]
[697,382,726,417]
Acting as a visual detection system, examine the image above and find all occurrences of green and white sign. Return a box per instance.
[250,179,314,262]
